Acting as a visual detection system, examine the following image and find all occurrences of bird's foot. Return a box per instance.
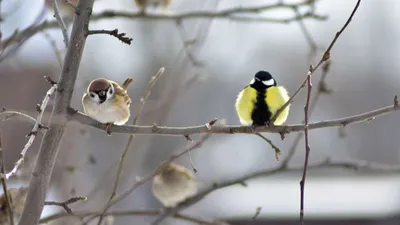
[105,123,113,136]
[250,124,257,132]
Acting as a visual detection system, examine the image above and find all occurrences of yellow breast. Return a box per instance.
[235,86,257,125]
[266,86,290,125]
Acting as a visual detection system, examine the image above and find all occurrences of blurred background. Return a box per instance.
[1,0,400,224]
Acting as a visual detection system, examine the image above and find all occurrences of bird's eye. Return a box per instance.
[90,93,95,98]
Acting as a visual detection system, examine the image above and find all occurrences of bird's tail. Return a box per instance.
[121,78,134,90]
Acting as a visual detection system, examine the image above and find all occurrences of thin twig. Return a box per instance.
[96,67,165,225]
[0,111,37,124]
[86,29,133,45]
[280,61,332,168]
[0,131,14,225]
[5,82,58,179]
[299,70,312,225]
[41,31,63,67]
[44,196,87,215]
[68,102,400,136]
[53,0,69,47]
[39,209,214,224]
[151,158,400,224]
[271,0,361,123]
[254,133,280,161]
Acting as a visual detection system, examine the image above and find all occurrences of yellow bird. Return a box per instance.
[235,70,290,129]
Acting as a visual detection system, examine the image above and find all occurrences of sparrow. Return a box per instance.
[82,78,133,135]
[134,0,172,12]
[152,163,198,208]
[0,187,28,225]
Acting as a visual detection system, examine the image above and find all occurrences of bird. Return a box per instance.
[134,0,172,12]
[0,187,28,225]
[152,163,198,208]
[235,70,290,129]
[82,78,133,135]
[44,0,79,17]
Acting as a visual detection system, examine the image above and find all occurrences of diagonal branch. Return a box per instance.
[96,68,165,225]
[17,1,95,224]
[0,131,14,225]
[5,80,57,179]
[53,0,69,48]
[271,0,361,124]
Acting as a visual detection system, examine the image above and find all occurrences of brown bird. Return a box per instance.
[134,0,172,11]
[45,0,79,17]
[0,187,28,225]
[152,163,198,208]
[82,78,133,135]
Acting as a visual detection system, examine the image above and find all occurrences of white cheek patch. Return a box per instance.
[262,78,275,86]
[250,78,255,85]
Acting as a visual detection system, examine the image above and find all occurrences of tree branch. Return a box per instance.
[96,68,165,225]
[86,29,133,45]
[17,0,95,224]
[271,0,361,123]
[53,0,69,48]
[0,131,14,225]
[39,209,213,224]
[151,158,400,224]
[44,196,87,215]
[5,80,57,179]
[1,0,326,52]
[68,102,400,136]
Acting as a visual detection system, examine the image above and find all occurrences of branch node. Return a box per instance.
[152,123,159,132]
[205,118,218,130]
[36,104,42,113]
[44,76,57,86]
[394,95,398,107]
[184,135,192,142]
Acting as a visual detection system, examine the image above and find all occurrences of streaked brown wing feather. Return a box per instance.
[111,82,131,105]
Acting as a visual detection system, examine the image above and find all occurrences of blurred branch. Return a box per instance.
[271,0,361,123]
[299,69,312,225]
[86,29,133,45]
[84,129,219,225]
[44,196,87,215]
[39,209,214,224]
[151,157,400,224]
[0,111,37,124]
[96,68,165,225]
[68,102,400,135]
[4,80,57,179]
[1,0,326,53]
[0,131,14,225]
[254,133,280,161]
[17,0,95,224]
[53,0,69,47]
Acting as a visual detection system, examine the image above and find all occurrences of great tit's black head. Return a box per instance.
[250,70,277,88]
[87,78,115,104]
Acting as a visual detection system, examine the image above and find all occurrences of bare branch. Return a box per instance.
[39,209,213,224]
[17,0,95,224]
[254,133,280,161]
[151,158,400,224]
[44,196,87,215]
[53,0,69,47]
[300,70,312,224]
[96,67,165,225]
[87,29,133,45]
[5,81,58,179]
[68,103,400,136]
[0,132,14,225]
[271,0,361,123]
[1,1,326,52]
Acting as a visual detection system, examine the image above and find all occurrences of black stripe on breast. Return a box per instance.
[251,89,272,126]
